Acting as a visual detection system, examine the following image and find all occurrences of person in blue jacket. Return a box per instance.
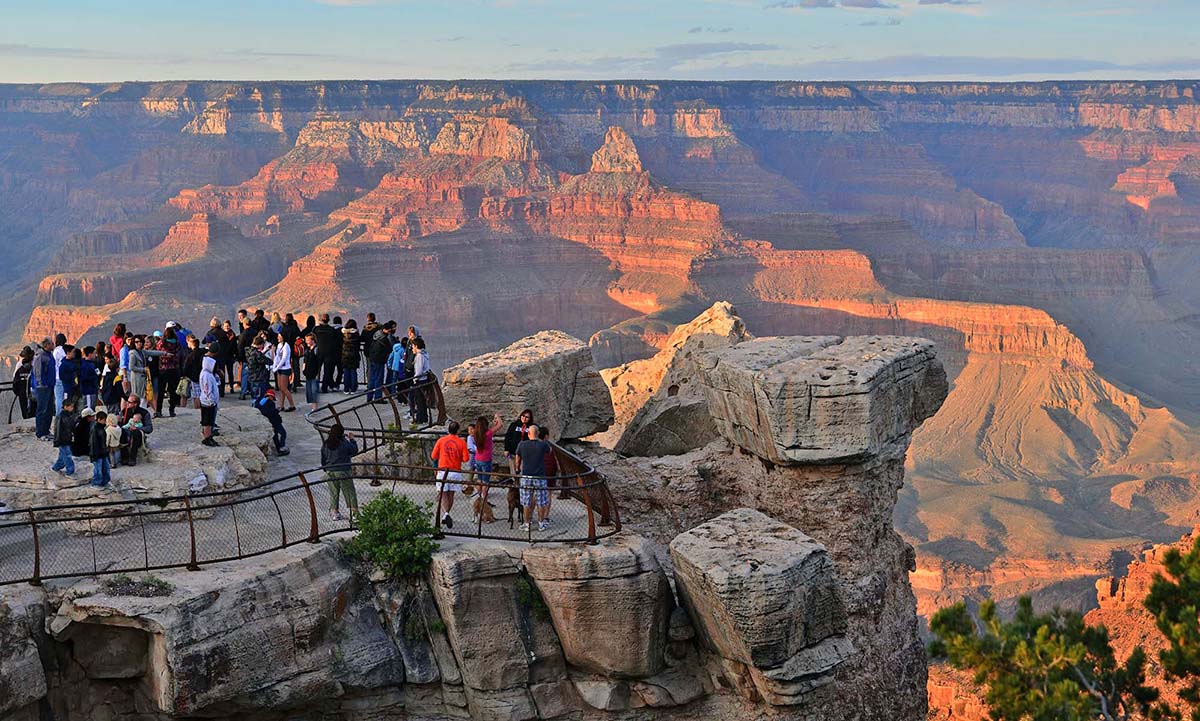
[79,346,100,411]
[58,346,81,407]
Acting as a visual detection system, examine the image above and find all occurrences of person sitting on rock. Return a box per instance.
[431,420,469,529]
[199,349,221,448]
[514,424,553,533]
[50,396,79,477]
[254,389,289,456]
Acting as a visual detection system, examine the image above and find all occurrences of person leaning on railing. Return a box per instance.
[322,422,358,522]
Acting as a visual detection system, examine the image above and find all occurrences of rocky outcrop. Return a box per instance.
[590,127,642,174]
[671,508,851,706]
[0,588,47,721]
[442,330,614,440]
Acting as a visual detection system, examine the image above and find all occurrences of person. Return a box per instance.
[386,334,407,392]
[271,331,296,411]
[33,338,56,440]
[106,414,123,469]
[245,336,272,401]
[119,332,134,395]
[331,316,345,389]
[100,356,125,412]
[302,335,321,412]
[217,320,238,394]
[471,413,503,502]
[199,349,220,447]
[321,423,358,521]
[52,333,67,415]
[109,323,127,356]
[269,312,284,337]
[504,409,533,473]
[153,328,181,417]
[236,308,249,335]
[403,326,421,416]
[79,346,99,412]
[13,347,34,420]
[514,424,553,532]
[253,389,290,456]
[118,396,150,466]
[145,332,163,411]
[89,410,111,488]
[430,420,469,529]
[70,405,92,459]
[50,396,78,476]
[127,335,164,407]
[411,337,431,424]
[283,312,301,348]
[182,334,205,410]
[341,321,361,395]
[95,341,108,364]
[313,314,340,393]
[237,320,256,399]
[367,322,392,401]
[58,345,80,409]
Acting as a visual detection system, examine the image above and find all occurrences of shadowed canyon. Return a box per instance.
[6,79,1200,626]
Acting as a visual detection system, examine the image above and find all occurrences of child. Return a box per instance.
[89,410,111,488]
[106,415,123,469]
[253,389,289,456]
[50,396,78,476]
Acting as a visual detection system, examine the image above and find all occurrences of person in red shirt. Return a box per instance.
[430,420,469,529]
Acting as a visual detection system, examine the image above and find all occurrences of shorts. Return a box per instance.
[519,476,549,508]
[276,368,292,378]
[200,404,217,427]
[436,470,463,493]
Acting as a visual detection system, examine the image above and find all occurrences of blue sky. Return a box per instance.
[1,0,1197,83]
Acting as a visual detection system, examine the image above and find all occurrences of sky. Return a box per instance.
[0,0,1197,83]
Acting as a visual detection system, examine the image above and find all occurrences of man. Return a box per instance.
[236,308,250,334]
[245,336,272,401]
[50,396,79,476]
[302,335,322,412]
[118,396,150,466]
[237,321,257,399]
[52,333,67,415]
[312,314,341,393]
[13,346,34,420]
[514,424,553,532]
[430,420,468,528]
[411,337,431,424]
[33,338,56,440]
[367,322,393,402]
[360,312,379,361]
[79,346,99,412]
[199,347,220,447]
[253,389,290,456]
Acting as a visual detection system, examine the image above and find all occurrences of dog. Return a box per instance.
[507,485,521,528]
[472,495,497,524]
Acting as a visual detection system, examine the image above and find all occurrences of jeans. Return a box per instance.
[321,359,337,393]
[82,394,97,412]
[91,456,111,487]
[271,421,287,452]
[239,363,249,397]
[305,379,320,405]
[344,368,359,393]
[251,380,268,401]
[54,380,64,415]
[367,363,385,400]
[51,445,75,475]
[35,386,54,437]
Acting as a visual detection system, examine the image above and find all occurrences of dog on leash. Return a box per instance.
[472,495,497,524]
[507,485,521,528]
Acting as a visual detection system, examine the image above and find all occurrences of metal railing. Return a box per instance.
[0,379,25,424]
[0,372,622,587]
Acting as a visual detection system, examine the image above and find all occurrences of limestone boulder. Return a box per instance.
[442,330,614,440]
[669,508,852,706]
[0,587,48,718]
[523,533,673,678]
[698,335,948,465]
[47,540,403,716]
[427,545,567,721]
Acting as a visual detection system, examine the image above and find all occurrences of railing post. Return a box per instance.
[579,474,597,545]
[183,495,200,571]
[297,472,320,543]
[28,510,41,587]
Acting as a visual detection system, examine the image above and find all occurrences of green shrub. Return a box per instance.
[347,491,438,578]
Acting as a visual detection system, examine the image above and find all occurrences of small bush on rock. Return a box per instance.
[347,491,438,578]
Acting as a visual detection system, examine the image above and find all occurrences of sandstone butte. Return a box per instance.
[0,324,949,721]
[5,79,1200,713]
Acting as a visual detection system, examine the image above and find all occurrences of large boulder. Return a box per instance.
[669,508,852,706]
[523,533,673,678]
[47,541,403,716]
[0,587,48,720]
[427,545,568,721]
[442,330,614,440]
[698,335,948,465]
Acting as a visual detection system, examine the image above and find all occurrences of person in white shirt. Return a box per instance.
[411,337,431,424]
[270,331,296,412]
[52,333,67,415]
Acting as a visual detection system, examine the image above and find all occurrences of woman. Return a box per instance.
[269,312,284,337]
[340,320,361,394]
[472,413,503,502]
[182,334,205,410]
[13,347,34,419]
[504,409,534,473]
[283,313,301,347]
[321,423,358,521]
[270,331,296,411]
[218,320,238,393]
[154,328,182,417]
[109,323,127,356]
[126,335,164,407]
[302,334,322,412]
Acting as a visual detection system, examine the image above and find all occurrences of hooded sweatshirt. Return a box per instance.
[199,356,220,408]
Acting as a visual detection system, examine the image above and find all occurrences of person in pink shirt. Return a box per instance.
[470,413,503,502]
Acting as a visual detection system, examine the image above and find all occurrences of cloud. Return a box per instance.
[860,16,901,25]
[507,41,780,75]
[918,0,980,4]
[767,0,897,8]
[689,26,735,34]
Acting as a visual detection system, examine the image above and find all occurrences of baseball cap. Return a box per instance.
[265,389,276,398]
[80,408,95,418]
[166,321,178,328]
[152,330,163,338]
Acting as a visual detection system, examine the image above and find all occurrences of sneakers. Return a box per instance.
[538,521,549,532]
[201,437,218,447]
[330,509,343,521]
[442,514,454,529]
[277,446,290,456]
[520,522,531,532]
